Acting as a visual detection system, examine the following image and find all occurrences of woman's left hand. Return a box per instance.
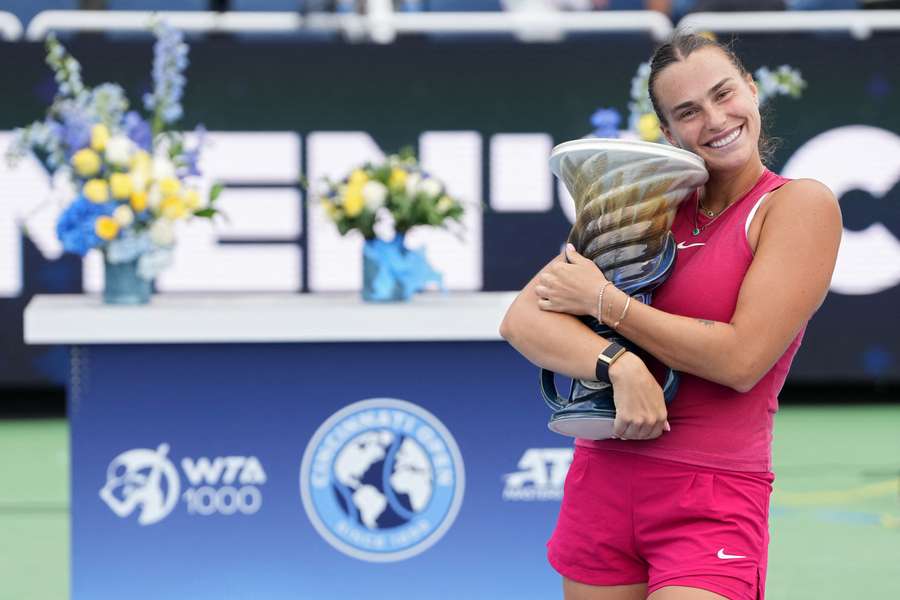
[535,244,607,317]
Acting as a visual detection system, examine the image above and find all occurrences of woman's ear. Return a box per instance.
[661,125,678,148]
[745,72,759,105]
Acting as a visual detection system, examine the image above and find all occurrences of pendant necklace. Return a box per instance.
[691,195,731,236]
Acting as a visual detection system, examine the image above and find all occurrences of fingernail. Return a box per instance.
[664,422,671,432]
[566,243,575,251]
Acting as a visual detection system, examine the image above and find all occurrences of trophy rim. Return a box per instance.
[548,138,706,178]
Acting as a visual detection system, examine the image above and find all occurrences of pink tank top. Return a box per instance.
[577,168,804,473]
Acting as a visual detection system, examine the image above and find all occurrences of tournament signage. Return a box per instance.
[299,398,465,562]
[3,34,900,384]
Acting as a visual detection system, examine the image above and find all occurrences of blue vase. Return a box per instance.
[362,236,407,302]
[362,234,443,303]
[103,255,152,305]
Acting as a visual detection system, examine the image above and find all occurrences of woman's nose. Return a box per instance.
[705,104,728,130]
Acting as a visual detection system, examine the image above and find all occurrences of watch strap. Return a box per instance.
[595,342,627,382]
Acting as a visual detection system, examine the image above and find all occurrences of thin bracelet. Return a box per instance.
[612,295,632,329]
[596,281,613,322]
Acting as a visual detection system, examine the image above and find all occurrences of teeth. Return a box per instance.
[709,127,741,149]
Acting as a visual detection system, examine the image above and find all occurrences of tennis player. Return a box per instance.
[500,32,842,600]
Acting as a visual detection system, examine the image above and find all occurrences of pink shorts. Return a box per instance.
[548,446,774,600]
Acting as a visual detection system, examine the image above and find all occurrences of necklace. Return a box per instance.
[691,169,770,236]
[691,195,731,236]
[697,198,718,218]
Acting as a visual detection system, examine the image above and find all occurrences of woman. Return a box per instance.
[499,33,842,600]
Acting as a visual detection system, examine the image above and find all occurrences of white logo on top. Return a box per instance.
[676,241,706,250]
[99,443,180,526]
[717,548,747,560]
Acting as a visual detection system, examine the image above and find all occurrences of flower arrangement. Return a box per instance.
[319,149,465,301]
[320,148,464,240]
[6,23,221,301]
[590,57,806,143]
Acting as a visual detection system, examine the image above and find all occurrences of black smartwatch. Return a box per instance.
[595,342,627,382]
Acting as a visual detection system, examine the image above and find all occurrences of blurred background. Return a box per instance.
[0,1,898,599]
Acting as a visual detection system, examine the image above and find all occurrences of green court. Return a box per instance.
[1,404,897,600]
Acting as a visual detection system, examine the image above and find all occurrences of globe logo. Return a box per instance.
[300,398,465,562]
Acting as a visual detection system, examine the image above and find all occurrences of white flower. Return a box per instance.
[104,135,133,167]
[113,205,134,227]
[151,155,176,181]
[436,195,455,214]
[149,218,175,247]
[405,173,421,197]
[147,187,162,211]
[361,180,388,210]
[418,177,442,198]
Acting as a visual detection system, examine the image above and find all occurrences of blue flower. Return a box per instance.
[56,195,114,256]
[591,108,621,139]
[144,23,189,126]
[178,124,206,177]
[123,111,152,150]
[58,108,92,156]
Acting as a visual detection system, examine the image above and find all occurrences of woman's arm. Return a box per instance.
[499,256,605,382]
[535,179,843,392]
[500,257,669,440]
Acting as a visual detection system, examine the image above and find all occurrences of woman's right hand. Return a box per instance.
[608,352,669,440]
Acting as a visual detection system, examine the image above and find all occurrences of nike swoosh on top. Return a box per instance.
[717,548,747,560]
[677,241,706,250]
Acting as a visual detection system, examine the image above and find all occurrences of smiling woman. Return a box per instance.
[499,31,843,600]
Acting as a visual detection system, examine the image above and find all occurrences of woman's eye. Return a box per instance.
[717,89,732,100]
[679,110,696,120]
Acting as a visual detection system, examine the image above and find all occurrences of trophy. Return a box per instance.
[541,138,708,439]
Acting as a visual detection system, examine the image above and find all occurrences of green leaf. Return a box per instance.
[208,182,225,204]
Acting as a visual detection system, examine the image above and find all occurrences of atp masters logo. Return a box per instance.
[300,398,465,562]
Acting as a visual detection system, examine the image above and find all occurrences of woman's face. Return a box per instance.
[654,47,760,174]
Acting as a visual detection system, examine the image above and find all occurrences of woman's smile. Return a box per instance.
[704,125,743,150]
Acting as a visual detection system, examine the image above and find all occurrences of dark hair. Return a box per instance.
[647,32,779,165]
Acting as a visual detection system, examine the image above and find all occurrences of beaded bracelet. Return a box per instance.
[596,281,613,323]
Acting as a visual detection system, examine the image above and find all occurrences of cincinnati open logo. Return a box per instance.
[300,398,465,562]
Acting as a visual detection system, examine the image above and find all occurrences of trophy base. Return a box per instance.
[548,410,616,440]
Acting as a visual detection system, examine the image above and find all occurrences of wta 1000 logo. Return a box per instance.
[300,398,465,563]
[99,443,267,526]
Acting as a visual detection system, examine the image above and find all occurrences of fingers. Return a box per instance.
[612,415,669,441]
[564,243,586,263]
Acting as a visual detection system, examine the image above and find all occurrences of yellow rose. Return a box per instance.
[94,216,119,240]
[343,186,364,218]
[637,113,661,142]
[91,124,110,152]
[109,173,133,200]
[348,169,368,186]
[183,189,202,210]
[71,148,101,178]
[83,179,110,203]
[130,191,148,213]
[161,196,188,220]
[158,177,182,197]
[388,167,407,191]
